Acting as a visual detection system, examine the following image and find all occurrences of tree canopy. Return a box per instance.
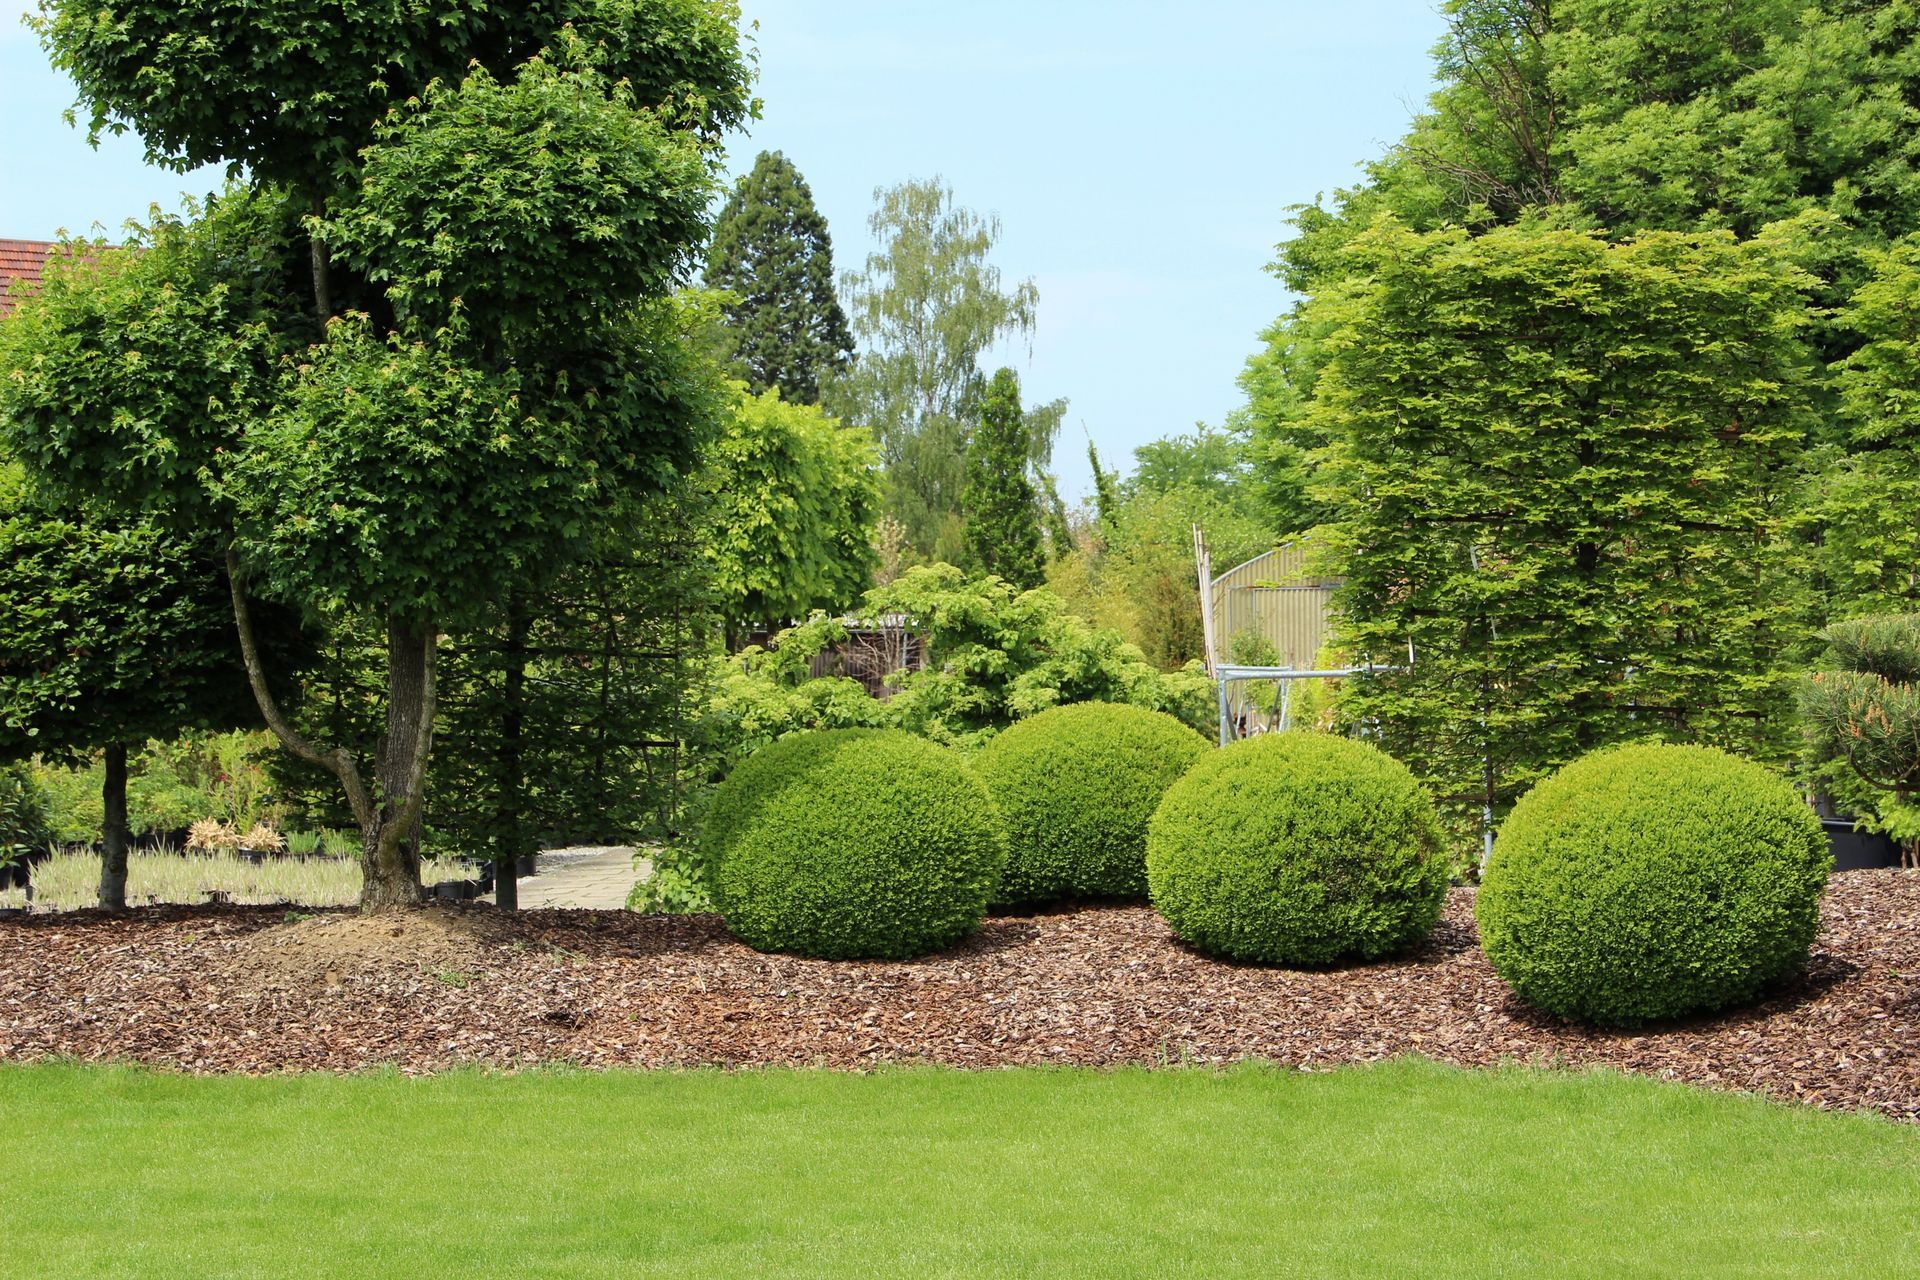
[828,177,1059,557]
[1311,220,1813,838]
[702,385,880,630]
[5,0,749,909]
[961,368,1045,590]
[705,151,855,403]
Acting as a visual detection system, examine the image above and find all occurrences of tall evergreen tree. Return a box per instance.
[705,151,854,404]
[961,368,1045,590]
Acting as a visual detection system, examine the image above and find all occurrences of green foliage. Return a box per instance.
[1267,0,1920,294]
[0,496,270,764]
[705,151,855,403]
[1312,220,1813,839]
[701,729,1007,959]
[1800,616,1920,854]
[0,192,309,520]
[1129,423,1252,502]
[871,565,1214,749]
[1146,733,1449,965]
[270,497,711,860]
[1818,238,1920,616]
[973,702,1209,904]
[325,34,715,347]
[12,0,750,907]
[32,732,292,843]
[229,301,721,631]
[0,763,54,870]
[961,368,1046,590]
[702,384,879,630]
[827,178,1057,553]
[31,0,752,194]
[1477,743,1830,1027]
[1242,0,1920,653]
[625,839,712,913]
[1048,444,1270,671]
[635,570,1215,913]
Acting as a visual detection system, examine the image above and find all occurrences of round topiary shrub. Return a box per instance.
[973,701,1211,904]
[1476,742,1829,1027]
[1145,733,1449,965]
[701,728,1008,960]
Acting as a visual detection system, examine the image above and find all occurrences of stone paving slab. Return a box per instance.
[491,845,649,910]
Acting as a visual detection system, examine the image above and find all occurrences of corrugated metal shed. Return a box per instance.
[1209,540,1339,669]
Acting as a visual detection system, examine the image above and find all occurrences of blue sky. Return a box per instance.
[0,1,1445,498]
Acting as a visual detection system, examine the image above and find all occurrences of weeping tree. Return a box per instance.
[3,3,749,910]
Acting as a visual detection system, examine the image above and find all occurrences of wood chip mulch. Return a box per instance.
[2,870,1916,1121]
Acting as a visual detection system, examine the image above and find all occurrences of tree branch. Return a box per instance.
[226,546,373,830]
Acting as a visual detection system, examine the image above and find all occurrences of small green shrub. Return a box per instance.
[974,702,1209,903]
[626,840,713,914]
[1476,743,1829,1027]
[0,763,54,870]
[1146,733,1448,965]
[702,729,1007,959]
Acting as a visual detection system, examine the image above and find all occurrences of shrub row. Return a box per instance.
[700,712,1831,1031]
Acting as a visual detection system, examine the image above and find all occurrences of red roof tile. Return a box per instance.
[0,240,57,318]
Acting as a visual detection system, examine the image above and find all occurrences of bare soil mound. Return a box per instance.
[229,906,514,990]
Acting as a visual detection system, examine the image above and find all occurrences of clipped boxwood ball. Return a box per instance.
[702,729,1008,960]
[973,701,1211,903]
[1145,733,1449,965]
[1477,743,1829,1027]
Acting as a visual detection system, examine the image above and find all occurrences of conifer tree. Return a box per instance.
[706,151,854,404]
[962,368,1045,590]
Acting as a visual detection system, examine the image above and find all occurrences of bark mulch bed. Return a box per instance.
[2,870,1915,1121]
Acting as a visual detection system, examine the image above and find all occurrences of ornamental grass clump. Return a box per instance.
[973,702,1209,903]
[1145,733,1449,965]
[702,729,1007,960]
[1477,743,1829,1028]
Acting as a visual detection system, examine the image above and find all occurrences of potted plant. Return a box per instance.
[1801,614,1920,869]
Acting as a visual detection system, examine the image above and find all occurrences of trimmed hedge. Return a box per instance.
[973,702,1210,903]
[1476,743,1829,1027]
[701,728,1007,960]
[1145,733,1449,965]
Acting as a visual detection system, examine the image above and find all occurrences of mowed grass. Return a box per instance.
[4,1059,1915,1279]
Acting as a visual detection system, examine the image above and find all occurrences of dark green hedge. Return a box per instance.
[702,728,1007,960]
[1145,733,1449,965]
[973,701,1210,903]
[1476,743,1829,1027]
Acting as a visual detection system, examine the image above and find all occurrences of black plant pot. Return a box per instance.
[516,855,537,878]
[433,879,482,902]
[236,850,268,866]
[1822,820,1902,871]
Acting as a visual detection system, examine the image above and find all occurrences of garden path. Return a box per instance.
[494,846,648,910]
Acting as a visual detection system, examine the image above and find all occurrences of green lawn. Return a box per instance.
[3,1060,1913,1279]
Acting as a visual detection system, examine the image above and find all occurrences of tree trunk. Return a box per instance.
[98,744,130,911]
[494,596,529,912]
[310,197,332,324]
[360,618,437,912]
